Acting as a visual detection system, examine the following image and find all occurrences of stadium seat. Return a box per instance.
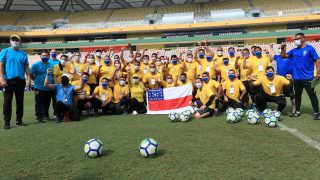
[203,0,250,12]
[17,12,67,26]
[67,10,111,24]
[108,8,154,22]
[157,4,200,14]
[0,12,23,25]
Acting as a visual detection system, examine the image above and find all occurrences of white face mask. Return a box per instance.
[150,68,156,73]
[60,60,66,65]
[73,56,80,62]
[187,58,193,62]
[217,51,223,56]
[127,57,133,62]
[136,57,141,61]
[133,79,139,84]
[115,64,120,68]
[10,40,20,48]
[167,79,173,83]
[120,80,126,86]
[134,65,140,70]
[294,39,302,46]
[143,59,148,64]
[161,60,168,64]
[87,58,94,64]
[96,52,102,57]
[195,83,202,89]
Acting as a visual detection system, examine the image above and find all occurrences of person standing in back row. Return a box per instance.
[281,33,320,120]
[0,34,31,129]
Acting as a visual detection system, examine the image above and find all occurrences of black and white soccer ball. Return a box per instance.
[84,138,104,158]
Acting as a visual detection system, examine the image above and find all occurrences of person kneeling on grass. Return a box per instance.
[251,66,291,114]
[92,78,113,116]
[44,70,82,123]
[111,75,130,115]
[191,78,217,119]
[129,74,147,115]
[221,69,247,109]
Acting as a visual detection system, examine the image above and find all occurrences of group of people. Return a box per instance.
[0,33,319,129]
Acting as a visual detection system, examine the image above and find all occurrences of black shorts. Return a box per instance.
[283,83,294,98]
[197,107,214,117]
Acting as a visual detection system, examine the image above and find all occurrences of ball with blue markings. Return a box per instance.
[247,111,260,124]
[139,138,158,158]
[264,116,278,127]
[84,138,104,158]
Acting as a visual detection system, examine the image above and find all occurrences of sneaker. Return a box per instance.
[3,124,10,129]
[132,111,138,115]
[16,121,27,126]
[314,113,320,120]
[290,111,301,117]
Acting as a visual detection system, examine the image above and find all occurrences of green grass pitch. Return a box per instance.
[1,92,320,179]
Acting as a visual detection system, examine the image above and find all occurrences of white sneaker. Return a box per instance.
[132,111,138,115]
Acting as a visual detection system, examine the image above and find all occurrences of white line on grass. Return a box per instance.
[278,122,320,151]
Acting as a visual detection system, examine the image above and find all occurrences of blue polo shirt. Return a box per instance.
[49,58,60,66]
[0,47,29,80]
[54,84,74,106]
[274,55,292,77]
[30,61,54,91]
[287,45,319,80]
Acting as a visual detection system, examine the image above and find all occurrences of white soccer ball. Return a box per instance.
[246,109,255,118]
[139,138,158,158]
[235,108,244,117]
[226,107,235,114]
[247,112,260,124]
[264,116,278,127]
[180,110,192,122]
[226,112,239,124]
[263,109,273,118]
[272,111,281,120]
[84,138,104,158]
[168,112,180,122]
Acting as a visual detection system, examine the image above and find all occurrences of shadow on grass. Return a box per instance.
[155,149,165,158]
[102,149,114,157]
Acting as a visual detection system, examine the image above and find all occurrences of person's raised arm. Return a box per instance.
[44,69,55,90]
[280,43,290,59]
[234,56,241,69]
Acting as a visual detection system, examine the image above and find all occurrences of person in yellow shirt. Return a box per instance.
[99,56,115,85]
[67,52,87,82]
[197,53,215,79]
[92,78,113,115]
[155,59,165,78]
[252,66,291,113]
[111,75,130,115]
[202,72,221,98]
[129,74,147,115]
[221,69,247,109]
[53,54,69,84]
[184,53,198,82]
[161,74,176,88]
[127,61,143,82]
[192,78,216,118]
[140,55,150,75]
[227,47,237,66]
[177,73,192,86]
[165,55,185,82]
[216,57,236,83]
[143,63,162,89]
[71,73,93,115]
[84,54,99,94]
[214,47,227,70]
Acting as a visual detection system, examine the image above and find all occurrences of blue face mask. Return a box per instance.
[255,51,262,57]
[181,78,187,83]
[266,72,274,78]
[202,77,209,82]
[199,54,205,59]
[51,53,57,58]
[242,54,249,59]
[229,51,235,57]
[82,78,88,84]
[41,57,49,62]
[206,56,212,61]
[228,74,235,79]
[172,59,177,65]
[104,60,110,65]
[223,60,229,65]
[102,82,108,88]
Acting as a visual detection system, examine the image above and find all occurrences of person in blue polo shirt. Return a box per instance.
[0,34,31,129]
[281,33,320,119]
[49,49,60,119]
[271,45,295,114]
[30,50,54,122]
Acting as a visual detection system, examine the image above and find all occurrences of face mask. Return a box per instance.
[242,54,249,59]
[96,52,102,57]
[223,59,229,65]
[202,77,209,82]
[74,56,80,62]
[104,60,110,65]
[87,58,94,64]
[195,83,202,89]
[51,53,57,58]
[143,59,148,64]
[217,51,223,56]
[150,68,156,73]
[156,61,161,66]
[181,78,187,83]
[10,40,20,48]
[128,57,133,62]
[294,39,302,46]
[206,56,212,61]
[199,54,205,59]
[266,72,274,78]
[229,51,235,57]
[187,58,193,62]
[255,51,262,57]
[60,60,66,65]
[228,74,235,80]
[167,79,172,83]
[82,78,88,84]
[120,80,126,86]
[61,77,69,86]
[115,64,120,68]
[133,79,139,84]
[134,65,140,70]
[41,57,49,62]
[136,57,141,61]
[161,60,168,64]
[102,82,108,88]
[172,59,177,65]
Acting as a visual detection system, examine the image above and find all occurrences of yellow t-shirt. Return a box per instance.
[71,80,90,95]
[143,72,162,89]
[99,65,115,82]
[198,60,215,78]
[249,56,270,80]
[130,70,144,82]
[140,63,150,75]
[53,64,64,83]
[195,85,215,109]
[222,79,245,101]
[203,79,220,95]
[70,62,88,81]
[177,80,192,86]
[167,63,184,81]
[184,62,197,82]
[93,86,113,101]
[214,55,227,70]
[130,82,145,103]
[87,64,99,85]
[217,64,235,82]
[238,58,252,81]
[113,84,130,103]
[253,75,290,96]
[162,81,176,88]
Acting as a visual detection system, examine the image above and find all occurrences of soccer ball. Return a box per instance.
[272,111,281,120]
[264,116,278,127]
[226,112,239,124]
[180,110,192,122]
[84,138,104,158]
[226,107,235,114]
[235,108,244,117]
[263,109,273,118]
[139,138,158,158]
[246,109,255,118]
[168,112,180,122]
[247,112,260,125]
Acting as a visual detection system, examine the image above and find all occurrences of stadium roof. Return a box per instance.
[0,0,214,11]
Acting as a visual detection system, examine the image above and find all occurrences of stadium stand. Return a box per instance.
[157,4,200,14]
[0,12,22,25]
[203,0,250,12]
[252,0,310,12]
[66,10,111,24]
[17,12,68,26]
[108,8,154,22]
